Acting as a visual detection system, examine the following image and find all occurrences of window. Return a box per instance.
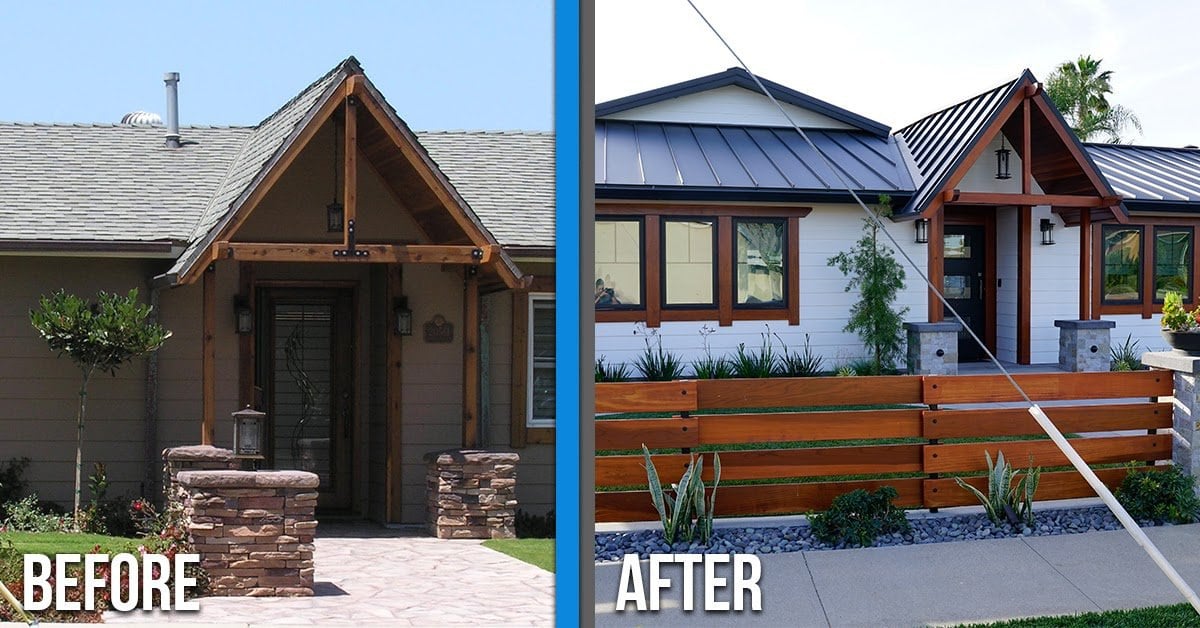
[663,219,716,306]
[1102,225,1142,304]
[594,219,642,308]
[1154,227,1193,303]
[527,294,555,428]
[735,219,786,307]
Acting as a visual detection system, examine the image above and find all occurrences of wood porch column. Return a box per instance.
[927,210,945,322]
[1018,207,1032,365]
[343,93,357,246]
[1079,211,1092,320]
[202,265,216,445]
[463,269,480,448]
[385,264,404,522]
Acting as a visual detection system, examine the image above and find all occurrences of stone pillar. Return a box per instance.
[162,445,236,505]
[177,470,319,597]
[1055,319,1116,372]
[1140,352,1200,494]
[425,450,518,539]
[903,321,962,375]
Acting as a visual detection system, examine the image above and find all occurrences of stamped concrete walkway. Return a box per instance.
[104,523,554,626]
[595,522,1200,627]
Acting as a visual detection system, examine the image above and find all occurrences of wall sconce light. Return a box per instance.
[234,297,253,335]
[1040,218,1055,245]
[914,218,930,244]
[393,297,413,336]
[995,136,1012,180]
[231,405,266,460]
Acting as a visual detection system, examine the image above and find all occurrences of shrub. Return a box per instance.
[595,356,632,382]
[0,457,30,518]
[1161,291,1196,332]
[954,451,1040,527]
[515,509,556,538]
[1115,465,1200,525]
[633,326,685,381]
[836,364,857,377]
[809,486,910,547]
[731,332,777,378]
[1110,333,1143,371]
[78,463,137,537]
[643,445,721,545]
[691,325,734,379]
[846,357,884,376]
[3,494,72,533]
[776,333,824,377]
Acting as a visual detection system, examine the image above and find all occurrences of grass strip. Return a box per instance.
[481,538,555,572]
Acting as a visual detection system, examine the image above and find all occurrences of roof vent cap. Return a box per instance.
[120,110,163,126]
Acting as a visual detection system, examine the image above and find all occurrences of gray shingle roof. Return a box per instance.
[0,123,250,242]
[418,131,555,248]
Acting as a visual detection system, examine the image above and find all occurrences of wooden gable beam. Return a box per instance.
[942,190,1120,208]
[216,242,499,264]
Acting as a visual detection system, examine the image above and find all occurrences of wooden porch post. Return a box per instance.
[1018,207,1032,365]
[343,93,357,246]
[463,269,480,448]
[1079,211,1092,320]
[927,209,945,322]
[202,264,216,445]
[385,264,404,522]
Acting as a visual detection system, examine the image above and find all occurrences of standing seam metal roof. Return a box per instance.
[1085,144,1200,204]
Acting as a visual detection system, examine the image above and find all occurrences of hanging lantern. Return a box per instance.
[327,121,343,232]
[995,136,1012,180]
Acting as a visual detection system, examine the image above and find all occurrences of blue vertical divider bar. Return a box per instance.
[554,0,581,624]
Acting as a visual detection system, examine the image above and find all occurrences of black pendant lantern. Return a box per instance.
[1040,218,1055,245]
[914,218,930,244]
[995,136,1012,180]
[326,121,343,232]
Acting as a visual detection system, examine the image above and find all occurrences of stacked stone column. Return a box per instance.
[425,450,518,539]
[1142,352,1200,493]
[162,445,237,505]
[176,470,319,597]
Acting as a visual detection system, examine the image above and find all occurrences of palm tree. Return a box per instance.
[1046,55,1142,144]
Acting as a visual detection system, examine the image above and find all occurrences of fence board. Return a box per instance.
[924,434,1171,473]
[595,417,699,450]
[597,478,925,522]
[697,410,923,444]
[595,380,699,414]
[595,444,924,486]
[697,375,923,409]
[922,466,1161,508]
[922,371,1171,405]
[922,402,1172,439]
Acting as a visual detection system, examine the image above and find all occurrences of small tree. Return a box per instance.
[30,289,171,520]
[827,196,908,374]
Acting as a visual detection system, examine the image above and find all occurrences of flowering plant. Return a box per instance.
[1161,291,1198,332]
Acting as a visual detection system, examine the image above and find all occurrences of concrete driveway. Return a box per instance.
[105,523,554,626]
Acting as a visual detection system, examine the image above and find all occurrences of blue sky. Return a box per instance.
[0,1,552,130]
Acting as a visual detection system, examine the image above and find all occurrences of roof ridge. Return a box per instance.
[896,74,1022,135]
[1087,142,1200,152]
[416,129,554,136]
[0,121,255,129]
[252,56,360,129]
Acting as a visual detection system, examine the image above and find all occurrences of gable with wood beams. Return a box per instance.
[174,71,527,292]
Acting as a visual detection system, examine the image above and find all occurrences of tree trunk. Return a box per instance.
[74,371,91,524]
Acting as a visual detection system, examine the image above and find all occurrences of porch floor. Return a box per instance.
[956,360,1066,374]
[104,522,554,626]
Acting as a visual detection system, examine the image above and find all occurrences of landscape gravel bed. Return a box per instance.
[594,506,1169,562]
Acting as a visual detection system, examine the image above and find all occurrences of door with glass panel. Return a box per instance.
[258,288,354,511]
[943,225,987,362]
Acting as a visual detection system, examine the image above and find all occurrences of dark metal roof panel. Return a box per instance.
[1086,144,1200,204]
[596,120,914,195]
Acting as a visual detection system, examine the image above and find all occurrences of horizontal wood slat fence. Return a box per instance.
[595,371,1173,522]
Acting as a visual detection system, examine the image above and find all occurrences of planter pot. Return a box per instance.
[1161,330,1200,355]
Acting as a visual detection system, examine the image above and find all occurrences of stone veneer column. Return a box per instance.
[425,450,518,539]
[903,321,962,375]
[176,470,319,597]
[1140,352,1200,494]
[1054,319,1116,372]
[162,445,237,504]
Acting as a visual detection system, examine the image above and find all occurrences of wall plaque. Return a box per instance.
[423,314,454,343]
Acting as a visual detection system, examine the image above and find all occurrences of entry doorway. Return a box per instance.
[942,210,997,362]
[257,288,356,511]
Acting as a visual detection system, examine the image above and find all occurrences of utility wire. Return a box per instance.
[684,0,1200,614]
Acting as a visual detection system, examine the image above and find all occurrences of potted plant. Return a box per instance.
[1160,291,1200,355]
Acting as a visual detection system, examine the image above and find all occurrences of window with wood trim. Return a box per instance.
[527,293,555,428]
[1097,223,1197,313]
[1154,227,1193,303]
[1101,225,1142,304]
[594,218,643,309]
[595,207,803,326]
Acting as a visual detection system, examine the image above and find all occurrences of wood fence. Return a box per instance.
[594,371,1173,522]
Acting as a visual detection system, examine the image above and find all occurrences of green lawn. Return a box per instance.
[1,531,145,557]
[481,538,554,572]
[953,603,1200,627]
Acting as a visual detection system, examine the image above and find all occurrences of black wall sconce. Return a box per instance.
[234,297,252,335]
[914,218,930,244]
[995,136,1012,180]
[1040,218,1055,245]
[393,297,413,336]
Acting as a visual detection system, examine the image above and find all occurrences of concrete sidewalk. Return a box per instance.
[595,523,1200,627]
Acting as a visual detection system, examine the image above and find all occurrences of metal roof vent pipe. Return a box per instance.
[164,72,181,148]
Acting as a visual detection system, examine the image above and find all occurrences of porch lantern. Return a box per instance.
[231,405,266,459]
[326,118,343,232]
[914,218,930,244]
[393,297,413,336]
[1040,218,1056,245]
[234,298,253,335]
[995,137,1012,180]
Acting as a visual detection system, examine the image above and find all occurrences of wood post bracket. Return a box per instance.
[333,219,369,258]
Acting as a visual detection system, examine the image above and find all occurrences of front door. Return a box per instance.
[258,288,355,511]
[943,225,987,362]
